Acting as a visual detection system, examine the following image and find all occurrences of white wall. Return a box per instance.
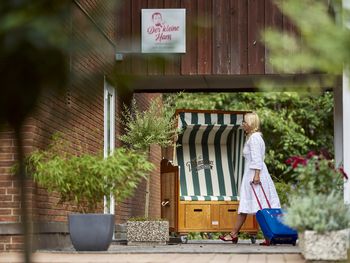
[342,72,350,204]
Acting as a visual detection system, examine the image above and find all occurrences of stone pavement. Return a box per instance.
[0,253,305,263]
[0,240,305,263]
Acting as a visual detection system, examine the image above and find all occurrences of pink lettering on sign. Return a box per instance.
[155,33,171,42]
[147,12,180,43]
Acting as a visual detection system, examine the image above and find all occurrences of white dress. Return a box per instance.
[238,132,281,214]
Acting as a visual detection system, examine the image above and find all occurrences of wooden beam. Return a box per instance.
[125,74,339,93]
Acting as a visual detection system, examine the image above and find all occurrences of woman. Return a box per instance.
[219,112,281,244]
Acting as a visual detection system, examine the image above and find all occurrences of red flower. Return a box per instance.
[286,156,307,169]
[306,151,316,159]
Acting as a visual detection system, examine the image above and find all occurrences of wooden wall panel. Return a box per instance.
[131,0,148,74]
[116,0,132,74]
[181,0,198,75]
[282,2,301,73]
[116,0,298,76]
[230,0,248,74]
[247,0,265,74]
[164,0,181,75]
[213,0,231,74]
[148,0,165,75]
[197,0,212,74]
[265,0,283,73]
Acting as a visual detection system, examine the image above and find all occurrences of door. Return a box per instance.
[160,159,179,231]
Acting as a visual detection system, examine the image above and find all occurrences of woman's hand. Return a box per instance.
[253,170,260,184]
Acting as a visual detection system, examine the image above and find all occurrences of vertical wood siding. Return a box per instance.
[116,0,298,75]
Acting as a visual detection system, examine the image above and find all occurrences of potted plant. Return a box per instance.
[126,217,169,245]
[120,98,176,216]
[284,191,350,261]
[283,151,349,261]
[119,97,176,244]
[25,133,154,251]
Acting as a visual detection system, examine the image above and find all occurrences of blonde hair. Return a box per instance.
[244,112,261,135]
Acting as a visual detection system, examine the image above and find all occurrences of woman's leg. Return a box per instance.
[221,213,247,240]
[230,213,247,237]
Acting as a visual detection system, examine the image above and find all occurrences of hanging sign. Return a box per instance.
[141,9,186,53]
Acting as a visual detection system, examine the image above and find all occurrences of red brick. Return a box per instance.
[0,195,12,201]
[0,166,13,173]
[0,209,12,215]
[0,181,12,187]
[12,209,20,216]
[0,202,19,208]
[0,236,11,243]
[0,216,19,222]
[0,139,13,148]
[0,153,14,161]
[6,243,23,251]
[6,188,19,195]
[0,132,15,140]
[0,146,16,154]
[11,236,23,244]
[0,175,15,181]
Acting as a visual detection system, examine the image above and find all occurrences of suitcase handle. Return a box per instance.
[250,181,271,210]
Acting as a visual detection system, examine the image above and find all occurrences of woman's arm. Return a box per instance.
[253,169,261,184]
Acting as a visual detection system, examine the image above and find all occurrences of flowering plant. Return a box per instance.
[286,151,347,195]
[284,151,349,233]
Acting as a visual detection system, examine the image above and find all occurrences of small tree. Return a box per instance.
[119,97,177,218]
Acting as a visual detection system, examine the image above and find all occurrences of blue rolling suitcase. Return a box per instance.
[251,182,298,246]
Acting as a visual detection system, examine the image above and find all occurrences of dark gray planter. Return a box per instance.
[68,214,114,251]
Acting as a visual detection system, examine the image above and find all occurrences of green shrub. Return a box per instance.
[119,98,177,151]
[284,191,350,233]
[25,134,154,213]
[274,181,292,208]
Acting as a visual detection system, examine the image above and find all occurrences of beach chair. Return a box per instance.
[161,110,258,243]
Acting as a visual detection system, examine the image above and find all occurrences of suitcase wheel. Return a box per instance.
[250,236,256,244]
[180,235,188,244]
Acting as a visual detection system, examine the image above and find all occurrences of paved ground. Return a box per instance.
[0,253,305,263]
[0,240,306,263]
[104,240,301,254]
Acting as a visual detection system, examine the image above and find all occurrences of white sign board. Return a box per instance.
[141,9,186,53]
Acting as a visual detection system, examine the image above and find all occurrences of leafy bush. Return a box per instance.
[26,134,154,213]
[119,98,177,151]
[274,181,292,208]
[284,191,350,233]
[285,151,346,196]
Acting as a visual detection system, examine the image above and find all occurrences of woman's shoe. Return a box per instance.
[259,239,270,246]
[218,233,238,244]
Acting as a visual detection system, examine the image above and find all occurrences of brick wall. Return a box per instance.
[0,1,164,251]
[0,1,117,251]
[0,119,38,251]
[32,0,116,223]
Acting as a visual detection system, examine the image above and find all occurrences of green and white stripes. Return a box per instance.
[175,112,245,201]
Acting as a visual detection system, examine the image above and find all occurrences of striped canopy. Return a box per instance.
[175,111,246,201]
